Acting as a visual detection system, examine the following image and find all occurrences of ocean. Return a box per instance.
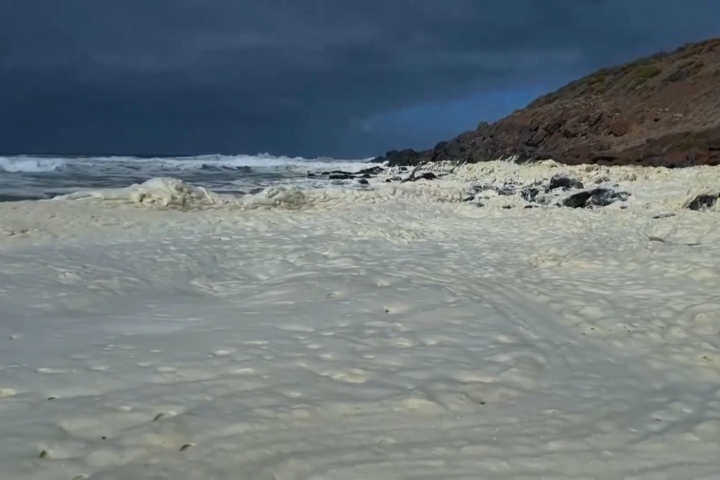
[0,153,372,201]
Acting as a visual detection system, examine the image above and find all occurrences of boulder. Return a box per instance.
[686,193,719,210]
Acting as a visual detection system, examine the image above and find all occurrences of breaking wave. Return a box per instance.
[141,153,372,172]
[0,156,67,173]
[0,153,371,173]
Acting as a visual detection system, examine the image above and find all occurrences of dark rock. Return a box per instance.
[549,175,584,190]
[468,183,517,197]
[521,186,542,202]
[608,118,631,137]
[563,191,593,208]
[432,140,467,160]
[561,188,630,208]
[586,187,605,199]
[412,172,437,181]
[356,166,384,176]
[328,173,353,180]
[686,193,719,210]
[526,129,549,147]
[467,180,629,209]
[383,149,424,167]
[496,184,517,196]
[586,188,630,207]
[357,179,369,185]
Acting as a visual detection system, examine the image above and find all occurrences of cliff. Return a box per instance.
[376,38,720,168]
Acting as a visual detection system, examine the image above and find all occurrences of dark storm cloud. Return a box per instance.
[1,0,719,156]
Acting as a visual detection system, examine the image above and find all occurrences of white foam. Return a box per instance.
[51,177,228,207]
[47,176,463,211]
[2,161,720,479]
[0,156,66,172]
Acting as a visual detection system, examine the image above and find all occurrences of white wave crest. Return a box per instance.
[160,153,372,172]
[69,153,372,172]
[0,156,66,173]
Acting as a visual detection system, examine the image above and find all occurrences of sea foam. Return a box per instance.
[2,160,720,479]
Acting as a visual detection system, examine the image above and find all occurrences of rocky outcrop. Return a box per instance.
[307,165,387,184]
[375,38,720,168]
[460,175,631,209]
[686,193,719,210]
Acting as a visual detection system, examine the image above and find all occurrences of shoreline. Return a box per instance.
[2,159,720,251]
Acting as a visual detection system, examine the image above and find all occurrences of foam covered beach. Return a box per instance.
[2,160,720,479]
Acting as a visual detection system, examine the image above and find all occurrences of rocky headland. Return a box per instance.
[372,38,720,169]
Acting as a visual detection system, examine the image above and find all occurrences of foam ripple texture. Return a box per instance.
[1,161,720,479]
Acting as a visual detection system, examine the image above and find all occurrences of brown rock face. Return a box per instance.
[380,38,720,168]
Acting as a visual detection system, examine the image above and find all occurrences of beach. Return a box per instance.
[2,159,720,479]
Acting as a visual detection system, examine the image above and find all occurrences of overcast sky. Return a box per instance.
[2,1,719,158]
